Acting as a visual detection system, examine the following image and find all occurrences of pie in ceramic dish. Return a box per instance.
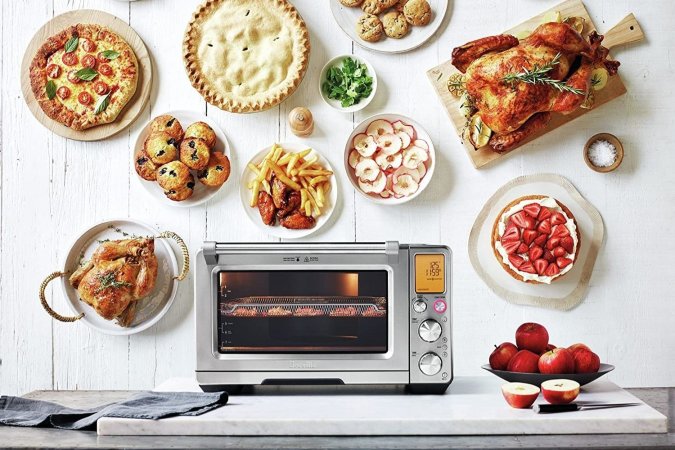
[183,0,311,113]
[491,195,580,284]
[29,24,138,130]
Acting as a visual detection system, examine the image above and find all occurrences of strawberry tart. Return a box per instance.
[491,195,580,284]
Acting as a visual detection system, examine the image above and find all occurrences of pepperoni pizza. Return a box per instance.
[29,24,138,131]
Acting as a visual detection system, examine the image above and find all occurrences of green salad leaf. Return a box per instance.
[322,57,373,108]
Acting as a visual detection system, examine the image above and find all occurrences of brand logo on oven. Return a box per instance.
[282,256,319,263]
[290,360,316,369]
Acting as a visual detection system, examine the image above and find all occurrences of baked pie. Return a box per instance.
[183,0,311,113]
[491,195,580,284]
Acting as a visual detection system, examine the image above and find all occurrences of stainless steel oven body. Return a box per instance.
[195,242,452,394]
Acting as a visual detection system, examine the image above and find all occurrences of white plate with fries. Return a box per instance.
[240,143,337,239]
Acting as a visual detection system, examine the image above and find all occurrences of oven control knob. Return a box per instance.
[413,299,427,313]
[419,352,442,376]
[419,319,442,342]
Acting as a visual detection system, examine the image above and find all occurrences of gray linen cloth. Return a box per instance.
[0,391,228,430]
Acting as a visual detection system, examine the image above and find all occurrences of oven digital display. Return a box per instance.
[415,254,445,294]
[217,271,388,354]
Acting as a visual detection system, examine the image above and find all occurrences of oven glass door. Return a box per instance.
[217,270,388,353]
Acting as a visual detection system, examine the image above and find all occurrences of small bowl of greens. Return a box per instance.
[320,55,377,113]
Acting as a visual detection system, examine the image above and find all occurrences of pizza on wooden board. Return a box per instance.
[29,24,139,131]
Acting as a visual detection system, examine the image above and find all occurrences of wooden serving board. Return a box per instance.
[426,0,644,169]
[20,9,152,142]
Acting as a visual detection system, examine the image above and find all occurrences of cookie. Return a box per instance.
[361,0,397,15]
[403,0,432,26]
[339,0,363,6]
[184,121,217,148]
[134,149,158,181]
[149,115,184,141]
[197,152,231,187]
[144,132,179,165]
[382,11,410,38]
[356,14,384,42]
[156,160,191,191]
[180,137,211,171]
[164,174,195,202]
[395,0,410,12]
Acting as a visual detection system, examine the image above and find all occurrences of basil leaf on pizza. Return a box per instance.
[46,80,57,100]
[76,67,98,81]
[100,50,120,60]
[64,36,79,53]
[94,93,110,114]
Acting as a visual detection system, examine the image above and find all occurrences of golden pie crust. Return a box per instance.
[183,0,311,113]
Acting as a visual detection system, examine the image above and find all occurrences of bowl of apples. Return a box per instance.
[482,322,615,386]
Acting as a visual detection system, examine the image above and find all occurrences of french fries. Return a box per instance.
[246,144,333,220]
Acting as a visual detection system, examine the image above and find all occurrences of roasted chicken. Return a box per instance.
[69,238,158,327]
[452,22,619,152]
[257,175,315,229]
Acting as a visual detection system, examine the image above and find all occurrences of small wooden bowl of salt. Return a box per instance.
[584,133,624,173]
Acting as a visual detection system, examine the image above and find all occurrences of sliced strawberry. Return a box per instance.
[501,225,520,243]
[523,203,541,219]
[545,263,560,277]
[551,224,570,238]
[523,229,538,245]
[538,207,552,221]
[553,246,566,258]
[560,236,574,253]
[534,258,549,275]
[529,245,544,261]
[537,219,551,235]
[520,261,536,274]
[510,211,530,229]
[534,234,548,247]
[508,255,525,269]
[551,212,566,225]
[543,250,556,263]
[502,240,520,255]
[556,257,573,269]
[546,237,561,250]
[517,243,529,254]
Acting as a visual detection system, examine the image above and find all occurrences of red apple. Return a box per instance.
[515,322,549,354]
[544,343,557,354]
[489,342,519,370]
[507,350,540,373]
[567,343,591,356]
[501,382,540,409]
[572,348,600,373]
[541,379,580,404]
[538,348,575,374]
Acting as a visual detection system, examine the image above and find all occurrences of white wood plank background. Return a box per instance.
[1,0,674,396]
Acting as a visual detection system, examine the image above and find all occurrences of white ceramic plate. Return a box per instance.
[344,113,436,205]
[133,110,231,208]
[58,219,181,335]
[319,55,377,113]
[239,143,338,239]
[330,0,448,53]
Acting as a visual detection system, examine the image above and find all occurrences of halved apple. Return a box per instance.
[366,119,394,138]
[354,133,377,157]
[541,379,580,405]
[501,382,540,409]
[354,159,380,182]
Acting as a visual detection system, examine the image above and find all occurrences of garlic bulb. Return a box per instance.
[288,107,314,137]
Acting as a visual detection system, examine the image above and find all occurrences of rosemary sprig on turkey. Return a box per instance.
[95,271,131,293]
[502,53,583,95]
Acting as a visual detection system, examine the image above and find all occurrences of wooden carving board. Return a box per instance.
[21,10,153,142]
[427,0,643,169]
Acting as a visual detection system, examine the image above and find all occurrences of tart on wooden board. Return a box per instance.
[491,195,581,284]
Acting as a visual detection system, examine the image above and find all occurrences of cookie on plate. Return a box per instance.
[164,174,195,202]
[197,151,231,187]
[403,0,432,26]
[356,14,384,42]
[184,121,216,148]
[361,0,397,15]
[144,132,179,165]
[149,115,184,141]
[339,0,363,6]
[395,0,410,12]
[382,11,410,38]
[156,160,192,191]
[134,149,158,181]
[180,137,210,171]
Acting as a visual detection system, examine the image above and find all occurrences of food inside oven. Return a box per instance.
[217,271,388,353]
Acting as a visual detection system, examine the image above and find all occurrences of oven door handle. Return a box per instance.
[205,241,400,255]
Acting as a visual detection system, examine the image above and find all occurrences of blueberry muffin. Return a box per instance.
[149,115,184,141]
[197,152,231,187]
[164,174,195,202]
[361,0,397,15]
[339,0,363,6]
[179,137,210,171]
[382,11,410,38]
[134,149,158,181]
[184,121,217,149]
[144,132,179,165]
[156,160,192,191]
[356,14,384,42]
[403,0,432,26]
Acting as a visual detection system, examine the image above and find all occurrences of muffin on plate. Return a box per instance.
[184,121,217,148]
[149,115,184,141]
[144,132,179,165]
[197,152,231,187]
[157,160,192,191]
[180,138,211,171]
[134,149,158,181]
[164,174,196,202]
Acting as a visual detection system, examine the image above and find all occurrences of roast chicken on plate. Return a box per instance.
[451,21,619,153]
[69,238,158,327]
